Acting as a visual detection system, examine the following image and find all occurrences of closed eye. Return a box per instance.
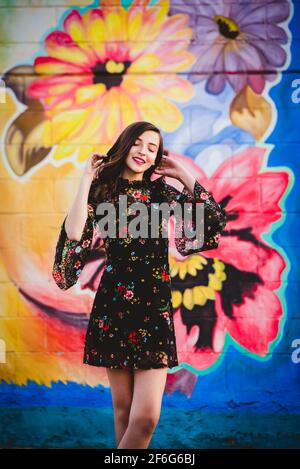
[133,142,155,152]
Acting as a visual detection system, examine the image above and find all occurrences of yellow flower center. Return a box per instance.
[105,60,125,74]
[214,15,239,39]
[170,256,226,310]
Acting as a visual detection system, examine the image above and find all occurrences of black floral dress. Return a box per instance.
[52,175,226,370]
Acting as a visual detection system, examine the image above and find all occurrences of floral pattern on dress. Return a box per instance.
[52,203,96,290]
[159,177,227,256]
[52,175,226,369]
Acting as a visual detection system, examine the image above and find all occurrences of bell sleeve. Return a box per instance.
[160,177,227,256]
[52,203,96,290]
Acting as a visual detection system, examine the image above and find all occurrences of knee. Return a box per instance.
[129,413,160,435]
[115,406,131,424]
[113,399,132,422]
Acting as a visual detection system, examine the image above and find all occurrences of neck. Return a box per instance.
[119,170,144,182]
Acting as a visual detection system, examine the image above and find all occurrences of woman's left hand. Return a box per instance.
[153,154,185,181]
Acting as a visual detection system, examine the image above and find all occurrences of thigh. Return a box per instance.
[106,368,134,411]
[130,368,168,420]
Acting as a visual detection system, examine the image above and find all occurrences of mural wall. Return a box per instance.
[0,0,299,448]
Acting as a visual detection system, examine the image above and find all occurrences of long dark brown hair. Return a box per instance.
[89,121,164,205]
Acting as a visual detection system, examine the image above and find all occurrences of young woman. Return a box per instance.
[52,121,226,449]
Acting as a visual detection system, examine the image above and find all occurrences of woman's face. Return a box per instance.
[124,130,160,176]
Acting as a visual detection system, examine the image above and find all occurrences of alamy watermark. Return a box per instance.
[291,338,300,364]
[93,196,206,251]
[291,78,300,104]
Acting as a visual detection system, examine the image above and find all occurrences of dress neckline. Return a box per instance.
[119,176,145,184]
[118,175,151,188]
[117,175,165,189]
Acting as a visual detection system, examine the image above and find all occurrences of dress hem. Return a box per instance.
[83,359,179,370]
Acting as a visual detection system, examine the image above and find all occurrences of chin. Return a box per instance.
[130,165,146,173]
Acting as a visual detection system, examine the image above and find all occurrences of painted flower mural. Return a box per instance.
[165,148,288,374]
[0,0,293,401]
[2,0,195,171]
[170,0,291,94]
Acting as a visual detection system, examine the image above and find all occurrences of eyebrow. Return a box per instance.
[136,137,158,148]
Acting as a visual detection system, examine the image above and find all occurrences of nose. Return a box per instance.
[139,146,146,154]
[140,142,149,154]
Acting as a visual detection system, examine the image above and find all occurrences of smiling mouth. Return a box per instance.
[133,157,145,164]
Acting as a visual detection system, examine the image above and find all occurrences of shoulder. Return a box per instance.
[150,175,166,187]
[152,175,183,194]
[150,175,177,192]
[150,176,168,198]
[150,176,185,207]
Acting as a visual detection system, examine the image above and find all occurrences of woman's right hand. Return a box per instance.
[84,153,109,181]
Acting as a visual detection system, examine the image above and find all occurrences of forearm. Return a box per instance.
[178,168,197,195]
[64,173,93,241]
[178,167,226,236]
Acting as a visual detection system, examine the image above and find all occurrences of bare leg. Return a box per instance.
[118,368,168,449]
[106,368,134,447]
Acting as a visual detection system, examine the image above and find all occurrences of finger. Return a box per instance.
[93,156,104,164]
[93,158,105,167]
[92,153,105,162]
[93,168,101,180]
[93,160,104,166]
